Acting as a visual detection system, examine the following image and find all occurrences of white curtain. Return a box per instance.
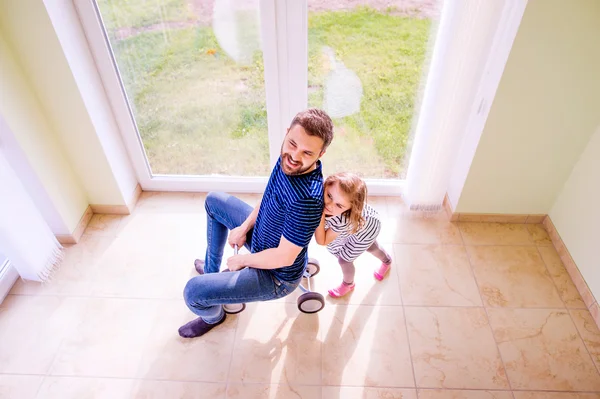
[0,150,63,281]
[404,0,509,210]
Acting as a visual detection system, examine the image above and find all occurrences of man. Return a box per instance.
[179,108,334,338]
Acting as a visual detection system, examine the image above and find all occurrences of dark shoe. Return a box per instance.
[194,259,205,274]
[178,315,226,338]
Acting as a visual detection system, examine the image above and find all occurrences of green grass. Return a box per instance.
[99,3,431,177]
[113,25,270,175]
[99,0,194,30]
[309,7,430,177]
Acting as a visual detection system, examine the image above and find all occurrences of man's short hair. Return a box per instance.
[290,108,334,150]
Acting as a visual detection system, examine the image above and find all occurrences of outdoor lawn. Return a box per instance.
[98,0,434,178]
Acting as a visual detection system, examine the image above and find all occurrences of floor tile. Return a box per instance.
[229,302,321,385]
[0,375,43,399]
[130,380,227,399]
[0,296,87,374]
[385,196,411,218]
[527,224,552,246]
[405,307,508,389]
[538,247,586,309]
[367,196,389,217]
[301,242,402,306]
[377,198,462,244]
[488,308,600,391]
[459,223,533,246]
[35,377,133,399]
[85,214,125,236]
[418,390,513,399]
[135,192,204,213]
[395,245,482,307]
[226,383,321,399]
[513,393,600,399]
[571,309,600,372]
[136,300,236,382]
[382,216,463,245]
[321,305,414,387]
[89,212,204,299]
[467,246,563,308]
[10,235,113,296]
[49,298,157,378]
[4,194,599,399]
[322,386,417,398]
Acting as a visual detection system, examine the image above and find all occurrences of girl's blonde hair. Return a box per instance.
[325,172,367,234]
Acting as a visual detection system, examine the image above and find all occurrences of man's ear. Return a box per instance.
[319,148,327,158]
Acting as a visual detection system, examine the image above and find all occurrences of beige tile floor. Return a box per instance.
[1,192,600,398]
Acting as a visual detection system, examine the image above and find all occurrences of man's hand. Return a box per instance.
[228,226,247,248]
[227,254,247,272]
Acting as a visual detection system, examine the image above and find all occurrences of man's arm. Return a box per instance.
[228,235,301,271]
[227,197,322,271]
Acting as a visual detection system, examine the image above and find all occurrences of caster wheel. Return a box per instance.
[223,303,246,314]
[297,292,325,314]
[306,258,320,278]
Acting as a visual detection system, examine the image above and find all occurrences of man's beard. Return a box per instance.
[281,153,316,176]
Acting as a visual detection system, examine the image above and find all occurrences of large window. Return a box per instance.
[92,0,440,190]
[98,0,270,176]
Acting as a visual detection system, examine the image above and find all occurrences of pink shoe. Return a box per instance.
[328,282,355,298]
[374,262,391,281]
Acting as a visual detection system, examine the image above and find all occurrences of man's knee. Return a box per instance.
[183,277,208,310]
[205,191,228,214]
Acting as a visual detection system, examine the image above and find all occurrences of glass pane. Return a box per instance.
[97,0,270,176]
[308,2,439,179]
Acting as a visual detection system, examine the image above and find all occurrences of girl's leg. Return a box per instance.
[367,240,392,264]
[328,257,356,298]
[368,241,392,281]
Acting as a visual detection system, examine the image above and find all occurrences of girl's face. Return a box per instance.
[324,182,351,216]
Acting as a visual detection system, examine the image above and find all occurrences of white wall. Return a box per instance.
[44,0,138,204]
[454,0,600,214]
[0,115,68,234]
[550,125,600,300]
[0,0,137,207]
[0,32,87,233]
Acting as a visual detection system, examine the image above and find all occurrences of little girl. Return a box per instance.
[315,172,392,298]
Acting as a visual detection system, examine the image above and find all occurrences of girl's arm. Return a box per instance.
[315,213,340,245]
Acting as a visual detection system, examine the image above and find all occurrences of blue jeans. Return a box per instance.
[183,192,300,324]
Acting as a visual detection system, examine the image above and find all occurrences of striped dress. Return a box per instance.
[325,203,381,263]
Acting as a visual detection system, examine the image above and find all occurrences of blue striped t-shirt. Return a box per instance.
[251,157,324,282]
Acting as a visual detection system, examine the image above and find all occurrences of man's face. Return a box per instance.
[280,125,325,175]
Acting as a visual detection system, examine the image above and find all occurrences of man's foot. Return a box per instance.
[178,315,226,338]
[194,259,205,274]
[328,281,355,298]
[374,262,391,281]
